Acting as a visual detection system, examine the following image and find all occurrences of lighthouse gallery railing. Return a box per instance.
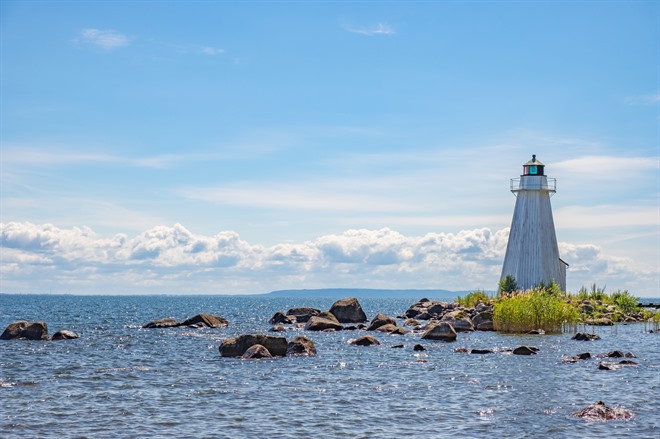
[510,178,556,192]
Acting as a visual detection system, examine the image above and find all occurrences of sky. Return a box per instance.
[1,1,658,296]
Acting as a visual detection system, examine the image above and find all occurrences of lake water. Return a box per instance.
[1,294,658,438]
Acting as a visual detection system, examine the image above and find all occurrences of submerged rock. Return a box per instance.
[471,349,494,354]
[179,313,229,328]
[329,297,367,323]
[142,317,180,329]
[219,334,288,357]
[572,333,601,341]
[1,321,49,341]
[52,329,80,340]
[350,335,380,346]
[572,401,634,421]
[512,346,539,355]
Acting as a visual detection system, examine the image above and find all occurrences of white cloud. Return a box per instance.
[2,222,655,296]
[553,155,659,178]
[624,93,660,106]
[79,28,131,49]
[345,23,395,36]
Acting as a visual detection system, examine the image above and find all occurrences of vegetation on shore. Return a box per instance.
[455,278,658,334]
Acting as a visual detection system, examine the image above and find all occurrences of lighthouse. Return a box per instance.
[500,155,567,291]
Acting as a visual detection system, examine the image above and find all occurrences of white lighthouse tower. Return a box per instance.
[500,155,567,291]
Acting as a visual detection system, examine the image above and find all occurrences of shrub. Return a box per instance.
[456,290,490,308]
[493,289,579,333]
[610,290,639,315]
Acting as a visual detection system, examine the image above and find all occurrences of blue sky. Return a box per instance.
[1,1,658,296]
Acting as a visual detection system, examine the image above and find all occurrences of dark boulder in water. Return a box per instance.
[52,329,80,340]
[286,336,317,356]
[367,313,397,331]
[572,401,634,421]
[179,313,229,328]
[142,317,180,328]
[269,312,293,325]
[471,349,494,354]
[285,307,320,323]
[304,313,343,332]
[572,333,600,341]
[421,322,457,342]
[350,335,380,346]
[1,321,49,341]
[242,344,273,359]
[220,334,288,357]
[329,297,367,323]
[512,346,539,355]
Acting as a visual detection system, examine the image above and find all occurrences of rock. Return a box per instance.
[572,333,601,341]
[413,344,426,351]
[403,318,420,327]
[618,360,638,366]
[285,307,321,323]
[392,344,404,349]
[242,344,273,359]
[142,317,180,328]
[572,401,634,421]
[180,314,229,328]
[440,312,474,332]
[367,313,397,331]
[304,314,343,332]
[269,325,286,332]
[219,334,288,357]
[286,336,317,356]
[269,312,293,325]
[1,321,49,341]
[605,350,636,358]
[528,329,545,335]
[599,361,638,370]
[472,311,494,331]
[376,324,407,335]
[585,317,613,326]
[474,303,493,314]
[454,347,469,353]
[421,322,457,342]
[575,352,591,360]
[350,335,380,346]
[512,346,539,355]
[329,297,367,323]
[405,299,449,319]
[471,349,494,354]
[51,330,80,340]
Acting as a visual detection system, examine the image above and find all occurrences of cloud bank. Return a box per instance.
[79,28,131,49]
[2,222,654,296]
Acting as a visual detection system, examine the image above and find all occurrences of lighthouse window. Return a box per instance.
[529,165,538,175]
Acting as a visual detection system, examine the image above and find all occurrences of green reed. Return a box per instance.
[493,289,579,334]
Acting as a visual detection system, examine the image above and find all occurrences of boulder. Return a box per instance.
[269,312,293,325]
[242,344,273,359]
[375,324,407,335]
[403,318,420,327]
[574,352,591,360]
[405,299,449,319]
[440,311,474,332]
[572,401,634,421]
[471,349,494,354]
[1,321,49,341]
[286,336,317,356]
[269,325,286,332]
[304,313,343,332]
[285,307,320,323]
[472,311,494,331]
[598,361,638,370]
[367,313,397,331]
[605,350,636,358]
[421,322,457,342]
[413,344,426,351]
[51,330,80,340]
[329,297,367,323]
[350,335,380,346]
[572,333,601,341]
[180,313,229,328]
[512,346,539,355]
[219,334,288,357]
[528,329,545,335]
[142,317,180,328]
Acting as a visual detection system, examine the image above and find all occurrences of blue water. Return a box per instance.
[1,294,658,438]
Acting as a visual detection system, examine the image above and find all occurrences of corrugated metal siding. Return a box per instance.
[501,178,565,291]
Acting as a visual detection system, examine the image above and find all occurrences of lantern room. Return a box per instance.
[522,154,545,176]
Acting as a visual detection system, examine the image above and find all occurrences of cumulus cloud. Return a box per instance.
[2,222,653,295]
[345,23,395,36]
[79,28,131,49]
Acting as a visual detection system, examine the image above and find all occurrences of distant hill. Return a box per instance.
[265,288,469,299]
